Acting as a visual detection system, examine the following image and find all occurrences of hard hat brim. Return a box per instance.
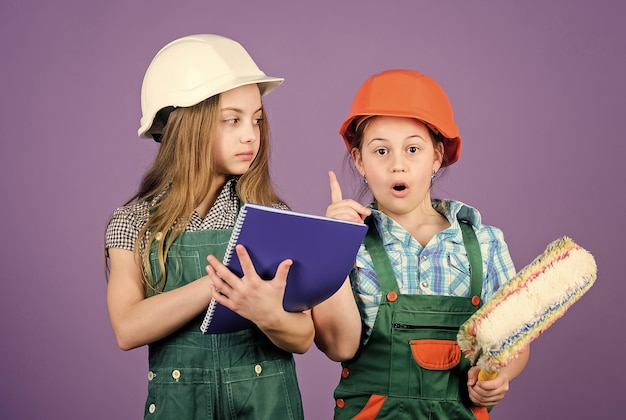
[138,75,283,138]
[339,112,461,167]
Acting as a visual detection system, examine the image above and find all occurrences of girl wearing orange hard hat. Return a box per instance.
[313,69,529,419]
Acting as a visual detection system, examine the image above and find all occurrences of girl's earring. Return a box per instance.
[431,170,436,180]
[363,176,368,184]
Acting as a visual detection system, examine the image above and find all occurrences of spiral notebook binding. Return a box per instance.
[223,206,247,265]
[200,206,248,333]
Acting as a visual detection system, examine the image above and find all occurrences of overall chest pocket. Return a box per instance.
[147,229,230,294]
[150,248,204,292]
[391,307,473,400]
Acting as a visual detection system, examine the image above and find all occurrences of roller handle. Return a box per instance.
[478,370,498,381]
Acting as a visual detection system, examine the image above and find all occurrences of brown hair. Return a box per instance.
[346,115,447,162]
[343,115,448,200]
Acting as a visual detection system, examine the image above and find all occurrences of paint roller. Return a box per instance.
[457,236,597,380]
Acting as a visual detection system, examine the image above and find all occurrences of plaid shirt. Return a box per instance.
[105,178,288,255]
[352,199,516,341]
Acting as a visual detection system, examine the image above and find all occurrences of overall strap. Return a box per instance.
[363,214,484,301]
[458,217,483,304]
[363,217,400,293]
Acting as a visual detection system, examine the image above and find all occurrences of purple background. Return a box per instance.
[1,1,624,418]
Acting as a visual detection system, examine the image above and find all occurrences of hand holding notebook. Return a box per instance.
[201,204,368,334]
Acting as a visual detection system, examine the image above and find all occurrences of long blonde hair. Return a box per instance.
[125,91,283,293]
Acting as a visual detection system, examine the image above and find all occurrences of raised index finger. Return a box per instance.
[329,170,343,204]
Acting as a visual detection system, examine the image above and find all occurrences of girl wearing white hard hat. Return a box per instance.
[105,34,311,419]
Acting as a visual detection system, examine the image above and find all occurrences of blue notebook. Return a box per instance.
[201,204,367,334]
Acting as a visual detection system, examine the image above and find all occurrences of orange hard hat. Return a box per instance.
[339,69,462,166]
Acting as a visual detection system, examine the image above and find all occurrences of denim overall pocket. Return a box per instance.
[145,365,212,419]
[149,247,204,293]
[222,358,301,420]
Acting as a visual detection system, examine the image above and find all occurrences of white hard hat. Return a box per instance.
[138,34,284,138]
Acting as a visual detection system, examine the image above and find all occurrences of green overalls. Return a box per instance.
[334,219,489,419]
[144,227,304,420]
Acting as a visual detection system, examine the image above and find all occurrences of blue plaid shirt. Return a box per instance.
[351,199,516,342]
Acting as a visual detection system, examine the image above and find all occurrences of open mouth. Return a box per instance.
[393,184,407,191]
